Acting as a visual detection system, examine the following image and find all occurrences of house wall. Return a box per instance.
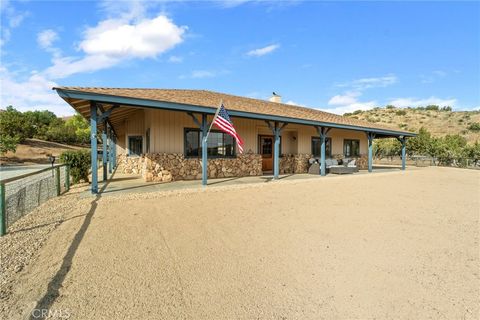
[117,108,368,158]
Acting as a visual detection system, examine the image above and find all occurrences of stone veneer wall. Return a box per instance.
[119,152,263,182]
[279,154,312,174]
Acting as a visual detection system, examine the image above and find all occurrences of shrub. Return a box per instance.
[385,105,395,109]
[395,110,407,116]
[468,122,480,132]
[441,106,452,112]
[60,150,91,184]
[425,105,440,111]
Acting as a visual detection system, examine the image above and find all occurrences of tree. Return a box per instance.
[65,113,90,144]
[0,106,31,142]
[406,127,432,156]
[463,141,480,166]
[374,139,401,159]
[0,134,19,155]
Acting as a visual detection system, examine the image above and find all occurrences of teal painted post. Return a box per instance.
[66,165,70,191]
[102,123,108,181]
[201,114,208,186]
[90,103,98,194]
[55,167,61,196]
[320,133,326,176]
[113,135,117,169]
[401,137,406,170]
[0,183,6,236]
[273,122,280,180]
[108,129,113,174]
[367,133,373,173]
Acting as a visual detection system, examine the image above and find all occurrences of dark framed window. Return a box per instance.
[311,137,332,158]
[258,136,282,156]
[344,139,360,157]
[128,136,143,156]
[184,128,235,158]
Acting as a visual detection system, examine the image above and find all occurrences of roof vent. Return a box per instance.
[269,92,281,103]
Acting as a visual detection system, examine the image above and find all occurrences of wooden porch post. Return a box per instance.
[90,102,98,194]
[367,132,375,173]
[108,127,113,174]
[399,136,406,170]
[316,127,331,176]
[201,113,208,186]
[273,122,281,180]
[102,122,108,181]
[113,135,117,169]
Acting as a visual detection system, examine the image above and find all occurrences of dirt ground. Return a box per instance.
[2,167,479,319]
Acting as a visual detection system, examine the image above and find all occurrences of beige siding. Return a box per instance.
[119,109,368,157]
[123,109,145,154]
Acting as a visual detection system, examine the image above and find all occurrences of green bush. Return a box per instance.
[425,105,440,111]
[60,150,91,184]
[0,134,19,155]
[395,109,407,116]
[468,122,480,132]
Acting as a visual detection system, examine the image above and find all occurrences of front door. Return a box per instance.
[259,135,274,172]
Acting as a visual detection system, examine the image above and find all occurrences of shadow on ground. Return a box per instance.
[29,170,113,319]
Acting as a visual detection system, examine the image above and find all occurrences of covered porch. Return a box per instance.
[87,164,407,197]
[53,87,416,194]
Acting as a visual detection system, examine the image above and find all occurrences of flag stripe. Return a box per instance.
[212,104,244,153]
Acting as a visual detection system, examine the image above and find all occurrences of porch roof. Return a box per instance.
[53,87,416,137]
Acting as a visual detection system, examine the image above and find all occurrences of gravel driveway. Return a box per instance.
[1,167,479,319]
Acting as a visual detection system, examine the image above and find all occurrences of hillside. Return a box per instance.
[0,139,88,165]
[344,107,480,143]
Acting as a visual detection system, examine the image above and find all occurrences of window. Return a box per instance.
[311,137,332,158]
[128,136,143,156]
[344,139,360,157]
[184,128,235,157]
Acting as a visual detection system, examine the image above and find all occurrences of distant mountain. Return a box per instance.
[344,106,480,143]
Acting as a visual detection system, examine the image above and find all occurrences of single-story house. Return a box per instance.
[53,87,416,193]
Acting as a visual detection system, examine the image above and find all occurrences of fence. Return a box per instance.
[374,156,480,169]
[0,164,70,236]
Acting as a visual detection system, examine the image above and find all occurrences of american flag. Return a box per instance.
[212,104,244,153]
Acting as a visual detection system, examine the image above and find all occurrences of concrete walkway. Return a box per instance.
[95,165,404,196]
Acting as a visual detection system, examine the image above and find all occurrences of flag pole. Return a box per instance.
[204,99,223,141]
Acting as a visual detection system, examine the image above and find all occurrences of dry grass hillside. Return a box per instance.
[0,139,88,165]
[344,107,480,143]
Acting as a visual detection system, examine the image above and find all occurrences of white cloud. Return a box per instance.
[179,70,224,79]
[247,44,280,57]
[0,68,72,116]
[1,0,29,46]
[388,97,457,108]
[338,74,397,90]
[327,91,361,106]
[44,14,187,79]
[324,91,377,115]
[37,29,58,49]
[79,16,186,59]
[1,2,187,115]
[322,101,378,115]
[285,100,303,106]
[168,55,183,63]
[325,74,397,114]
[45,55,120,79]
[420,70,447,84]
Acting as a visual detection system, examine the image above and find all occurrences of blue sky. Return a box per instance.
[1,0,479,116]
